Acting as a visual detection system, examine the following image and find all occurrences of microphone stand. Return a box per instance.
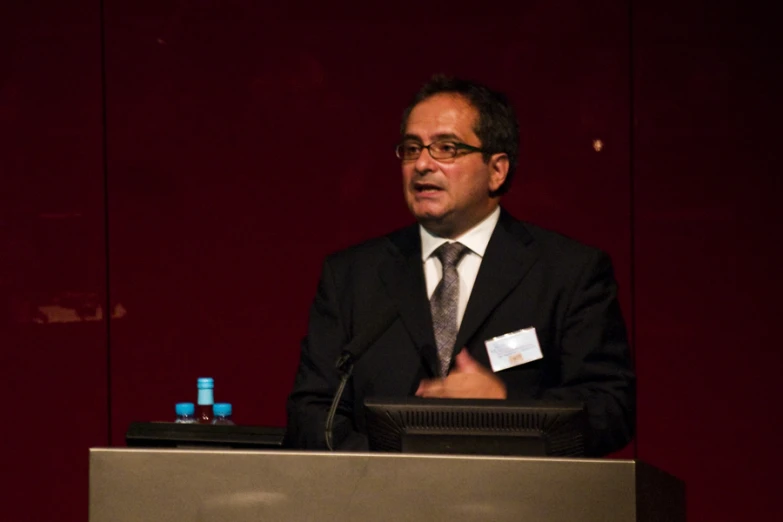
[325,352,354,451]
[322,306,397,451]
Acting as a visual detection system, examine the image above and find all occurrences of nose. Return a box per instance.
[413,146,438,175]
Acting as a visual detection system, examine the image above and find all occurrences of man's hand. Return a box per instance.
[415,349,507,399]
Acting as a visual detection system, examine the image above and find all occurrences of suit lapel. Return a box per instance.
[379,225,440,376]
[454,210,540,353]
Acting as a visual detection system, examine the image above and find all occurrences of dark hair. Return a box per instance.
[400,74,520,196]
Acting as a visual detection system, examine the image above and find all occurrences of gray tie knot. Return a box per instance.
[433,242,469,270]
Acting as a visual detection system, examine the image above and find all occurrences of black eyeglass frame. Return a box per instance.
[395,140,486,161]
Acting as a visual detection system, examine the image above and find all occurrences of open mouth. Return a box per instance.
[414,183,443,192]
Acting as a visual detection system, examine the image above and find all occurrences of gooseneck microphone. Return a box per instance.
[325,306,398,450]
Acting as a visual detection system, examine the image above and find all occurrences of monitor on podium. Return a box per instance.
[364,397,586,457]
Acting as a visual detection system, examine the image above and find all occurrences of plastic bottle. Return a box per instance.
[196,377,214,424]
[175,402,196,423]
[212,403,234,425]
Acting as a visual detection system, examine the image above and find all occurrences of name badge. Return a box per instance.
[484,327,543,372]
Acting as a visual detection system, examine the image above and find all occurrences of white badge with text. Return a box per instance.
[484,327,543,372]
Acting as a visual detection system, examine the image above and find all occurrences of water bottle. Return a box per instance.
[175,402,196,423]
[196,377,214,424]
[212,403,234,425]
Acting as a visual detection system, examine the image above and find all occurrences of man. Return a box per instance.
[285,75,635,456]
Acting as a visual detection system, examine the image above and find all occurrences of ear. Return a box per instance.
[488,153,510,193]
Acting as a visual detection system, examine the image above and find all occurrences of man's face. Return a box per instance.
[401,93,507,238]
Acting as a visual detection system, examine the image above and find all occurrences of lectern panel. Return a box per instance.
[89,449,682,522]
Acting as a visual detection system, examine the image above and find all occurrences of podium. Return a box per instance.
[89,449,684,522]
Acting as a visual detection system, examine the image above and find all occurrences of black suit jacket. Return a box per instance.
[285,209,635,456]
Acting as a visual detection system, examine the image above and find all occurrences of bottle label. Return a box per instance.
[198,389,214,405]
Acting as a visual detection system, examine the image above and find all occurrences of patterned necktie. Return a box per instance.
[430,242,470,377]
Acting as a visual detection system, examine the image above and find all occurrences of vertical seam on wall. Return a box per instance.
[99,0,112,447]
[629,0,638,460]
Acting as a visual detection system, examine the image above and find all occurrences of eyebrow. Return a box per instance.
[401,132,463,142]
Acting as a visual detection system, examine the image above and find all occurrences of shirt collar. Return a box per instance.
[420,206,501,261]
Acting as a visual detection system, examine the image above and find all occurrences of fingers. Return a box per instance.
[416,378,445,397]
[416,352,507,399]
[452,349,481,373]
[417,372,508,399]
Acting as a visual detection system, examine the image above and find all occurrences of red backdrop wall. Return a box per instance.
[633,1,782,520]
[1,1,779,521]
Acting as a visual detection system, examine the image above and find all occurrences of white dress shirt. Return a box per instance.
[420,207,501,329]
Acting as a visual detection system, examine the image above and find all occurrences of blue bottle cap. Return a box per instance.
[175,402,195,416]
[197,377,214,389]
[213,403,232,416]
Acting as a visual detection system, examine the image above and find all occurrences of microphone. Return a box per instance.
[325,306,398,451]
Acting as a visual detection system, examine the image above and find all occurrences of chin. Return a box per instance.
[410,201,446,219]
[413,209,446,224]
[415,213,456,235]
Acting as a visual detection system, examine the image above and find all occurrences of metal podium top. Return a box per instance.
[89,448,683,522]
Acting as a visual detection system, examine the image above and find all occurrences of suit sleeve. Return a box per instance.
[284,258,368,450]
[538,250,636,456]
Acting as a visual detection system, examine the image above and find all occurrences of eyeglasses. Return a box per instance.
[395,140,485,161]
